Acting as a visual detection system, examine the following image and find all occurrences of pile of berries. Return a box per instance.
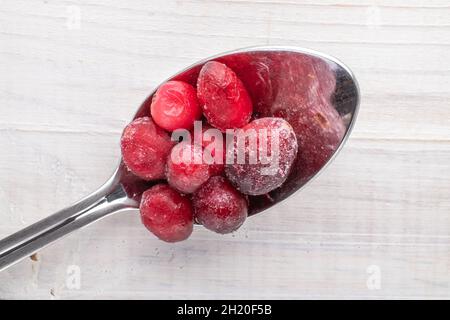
[121,61,299,242]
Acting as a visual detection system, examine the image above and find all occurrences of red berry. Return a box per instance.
[140,184,194,242]
[193,176,248,234]
[166,142,212,194]
[150,80,201,131]
[197,61,253,131]
[225,117,298,195]
[121,117,174,180]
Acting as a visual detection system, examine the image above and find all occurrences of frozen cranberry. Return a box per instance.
[140,184,193,242]
[166,141,212,194]
[217,54,275,115]
[225,117,298,195]
[121,117,174,180]
[193,176,248,234]
[150,80,201,131]
[197,61,253,131]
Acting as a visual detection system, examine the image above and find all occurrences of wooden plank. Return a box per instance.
[0,0,449,299]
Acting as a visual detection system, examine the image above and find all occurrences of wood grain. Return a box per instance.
[0,0,449,299]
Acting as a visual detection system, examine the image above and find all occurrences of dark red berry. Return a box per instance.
[197,61,253,131]
[151,80,201,131]
[121,117,174,180]
[193,176,248,234]
[166,141,212,194]
[140,184,194,242]
[225,117,298,195]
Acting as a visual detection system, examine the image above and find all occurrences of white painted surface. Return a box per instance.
[0,0,449,299]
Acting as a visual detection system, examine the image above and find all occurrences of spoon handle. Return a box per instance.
[0,176,138,272]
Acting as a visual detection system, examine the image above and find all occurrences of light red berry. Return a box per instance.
[197,61,253,131]
[151,80,202,131]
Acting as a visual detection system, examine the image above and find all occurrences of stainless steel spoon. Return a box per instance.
[0,46,360,272]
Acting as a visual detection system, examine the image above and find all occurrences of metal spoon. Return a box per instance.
[0,46,360,272]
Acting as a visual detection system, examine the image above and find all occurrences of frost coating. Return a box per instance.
[225,117,298,196]
[140,184,193,242]
[121,117,174,180]
[193,176,248,234]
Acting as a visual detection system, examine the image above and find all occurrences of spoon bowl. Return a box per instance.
[0,46,359,272]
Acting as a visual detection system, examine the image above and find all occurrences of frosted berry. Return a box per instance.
[121,117,174,180]
[140,184,193,242]
[166,141,212,194]
[150,80,201,131]
[197,61,253,131]
[193,176,248,234]
[225,117,298,195]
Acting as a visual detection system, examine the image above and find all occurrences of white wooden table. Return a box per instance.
[0,0,449,299]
